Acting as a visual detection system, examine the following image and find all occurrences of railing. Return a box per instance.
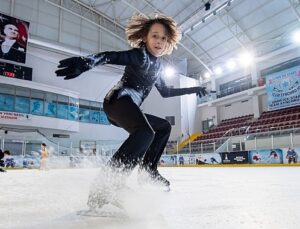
[165,127,300,155]
[0,128,122,158]
[197,79,262,104]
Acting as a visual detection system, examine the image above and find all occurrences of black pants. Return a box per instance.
[103,96,171,172]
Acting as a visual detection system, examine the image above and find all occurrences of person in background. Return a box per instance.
[286,147,298,164]
[0,149,11,172]
[40,143,49,170]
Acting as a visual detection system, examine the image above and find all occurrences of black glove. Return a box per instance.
[55,56,93,80]
[196,87,208,97]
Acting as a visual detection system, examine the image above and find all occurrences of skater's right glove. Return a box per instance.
[55,56,93,80]
[196,86,208,97]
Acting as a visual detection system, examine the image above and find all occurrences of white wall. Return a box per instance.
[197,105,218,127]
[27,46,122,101]
[219,99,253,121]
[142,74,181,140]
[180,76,199,136]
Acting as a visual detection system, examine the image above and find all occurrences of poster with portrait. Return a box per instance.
[0,13,29,63]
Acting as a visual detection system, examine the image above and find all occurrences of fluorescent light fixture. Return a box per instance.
[238,51,254,67]
[214,66,223,75]
[204,72,211,78]
[292,30,300,43]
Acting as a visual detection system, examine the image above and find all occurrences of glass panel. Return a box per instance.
[100,111,110,125]
[45,93,57,117]
[90,101,100,111]
[57,103,68,119]
[57,95,69,119]
[16,87,30,97]
[79,108,90,122]
[69,105,78,121]
[0,94,14,111]
[15,96,30,113]
[30,99,44,115]
[31,89,44,100]
[57,95,68,103]
[45,101,57,117]
[79,99,90,109]
[0,84,15,95]
[70,97,79,107]
[90,111,100,123]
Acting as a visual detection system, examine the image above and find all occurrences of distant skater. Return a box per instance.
[40,143,48,170]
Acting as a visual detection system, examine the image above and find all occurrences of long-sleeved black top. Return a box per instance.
[88,47,200,106]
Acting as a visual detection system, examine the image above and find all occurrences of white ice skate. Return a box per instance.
[138,168,171,192]
[83,166,128,214]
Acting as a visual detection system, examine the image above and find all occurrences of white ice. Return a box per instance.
[1,166,300,229]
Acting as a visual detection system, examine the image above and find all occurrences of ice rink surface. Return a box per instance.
[1,166,300,229]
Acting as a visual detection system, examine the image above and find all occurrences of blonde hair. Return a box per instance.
[125,15,181,55]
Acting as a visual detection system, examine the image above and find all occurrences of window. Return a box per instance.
[0,84,15,111]
[15,87,30,113]
[0,83,110,125]
[45,93,57,117]
[69,97,79,121]
[79,99,90,122]
[57,95,69,119]
[202,119,214,131]
[30,89,44,115]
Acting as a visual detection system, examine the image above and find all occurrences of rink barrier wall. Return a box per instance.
[160,163,300,167]
[159,147,300,166]
[1,147,299,169]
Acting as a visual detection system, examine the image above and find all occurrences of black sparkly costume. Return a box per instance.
[56,47,207,186]
[94,48,201,174]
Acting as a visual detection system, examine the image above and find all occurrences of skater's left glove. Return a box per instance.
[196,87,208,97]
[55,56,93,80]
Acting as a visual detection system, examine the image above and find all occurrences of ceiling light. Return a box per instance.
[292,30,300,43]
[204,72,211,79]
[238,52,254,67]
[214,67,223,75]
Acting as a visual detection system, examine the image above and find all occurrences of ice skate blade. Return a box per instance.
[77,209,126,218]
[163,185,171,192]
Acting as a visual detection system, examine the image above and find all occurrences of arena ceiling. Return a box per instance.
[45,0,300,79]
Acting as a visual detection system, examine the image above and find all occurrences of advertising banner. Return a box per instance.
[266,65,300,110]
[0,111,31,120]
[220,151,249,164]
[0,13,29,63]
[195,153,221,164]
[159,155,177,165]
[249,149,283,164]
[177,154,196,165]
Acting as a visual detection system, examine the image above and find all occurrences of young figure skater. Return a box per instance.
[56,14,207,208]
[40,143,48,170]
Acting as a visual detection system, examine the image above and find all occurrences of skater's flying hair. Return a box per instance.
[125,14,181,55]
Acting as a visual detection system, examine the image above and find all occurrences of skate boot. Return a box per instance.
[87,187,123,209]
[0,168,7,172]
[149,169,170,187]
[138,168,170,191]
[87,167,126,210]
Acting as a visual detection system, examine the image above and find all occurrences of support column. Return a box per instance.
[252,95,260,118]
[251,63,259,86]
